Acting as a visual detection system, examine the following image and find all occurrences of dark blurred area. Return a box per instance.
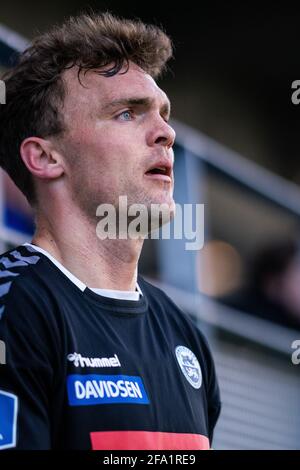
[220,238,300,330]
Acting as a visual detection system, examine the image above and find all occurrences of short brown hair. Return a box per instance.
[0,12,173,205]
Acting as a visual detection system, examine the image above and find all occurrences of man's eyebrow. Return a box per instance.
[102,96,171,116]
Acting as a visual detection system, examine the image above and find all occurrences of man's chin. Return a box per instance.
[146,199,176,232]
[148,192,175,208]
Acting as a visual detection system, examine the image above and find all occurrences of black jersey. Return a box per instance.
[0,244,221,450]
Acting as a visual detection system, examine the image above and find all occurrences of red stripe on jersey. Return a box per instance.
[90,430,210,450]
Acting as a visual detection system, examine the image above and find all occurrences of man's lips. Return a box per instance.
[144,161,173,183]
[144,172,172,183]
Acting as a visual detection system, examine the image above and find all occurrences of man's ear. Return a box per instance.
[20,136,64,180]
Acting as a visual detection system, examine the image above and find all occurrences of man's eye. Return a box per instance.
[117,110,133,121]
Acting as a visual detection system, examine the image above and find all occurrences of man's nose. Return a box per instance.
[147,119,176,149]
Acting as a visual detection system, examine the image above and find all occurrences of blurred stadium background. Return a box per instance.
[0,2,299,449]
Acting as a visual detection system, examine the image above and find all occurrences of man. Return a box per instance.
[0,12,221,450]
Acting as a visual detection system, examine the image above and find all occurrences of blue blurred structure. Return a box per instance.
[0,23,299,449]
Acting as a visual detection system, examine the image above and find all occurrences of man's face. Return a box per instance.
[58,62,176,223]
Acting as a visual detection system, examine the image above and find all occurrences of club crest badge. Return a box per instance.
[175,345,202,389]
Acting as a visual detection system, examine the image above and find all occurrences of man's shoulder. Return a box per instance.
[0,245,63,370]
[0,244,44,284]
[138,275,198,328]
[138,276,217,374]
[138,275,178,306]
[0,244,52,313]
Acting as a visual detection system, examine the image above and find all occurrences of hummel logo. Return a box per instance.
[67,352,121,368]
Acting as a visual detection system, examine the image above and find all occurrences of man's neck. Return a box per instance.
[32,218,143,292]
